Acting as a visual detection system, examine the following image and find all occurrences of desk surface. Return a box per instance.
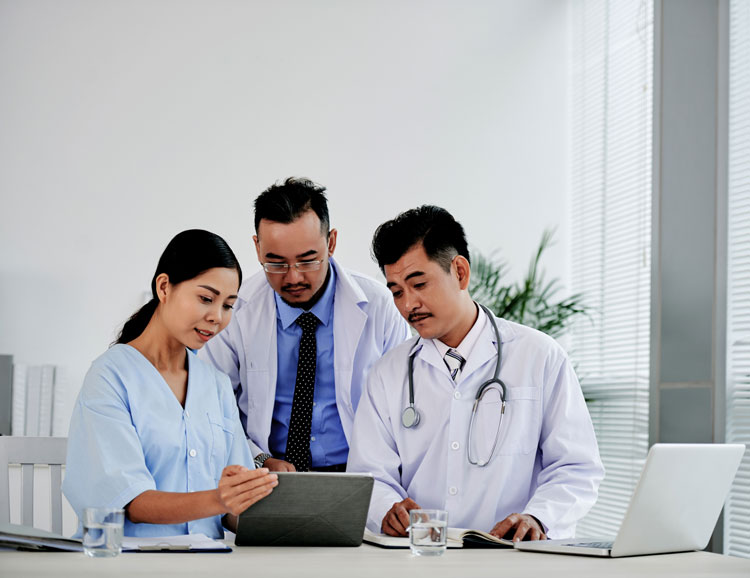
[2,544,750,578]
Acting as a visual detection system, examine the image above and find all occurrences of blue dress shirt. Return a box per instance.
[269,266,349,467]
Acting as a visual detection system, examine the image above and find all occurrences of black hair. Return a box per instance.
[115,229,242,344]
[371,205,470,273]
[253,177,330,234]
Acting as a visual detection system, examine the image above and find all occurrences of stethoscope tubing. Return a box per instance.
[402,303,507,466]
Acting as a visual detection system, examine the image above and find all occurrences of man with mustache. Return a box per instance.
[201,178,410,473]
[347,205,603,541]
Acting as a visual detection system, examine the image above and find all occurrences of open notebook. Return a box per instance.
[364,527,514,549]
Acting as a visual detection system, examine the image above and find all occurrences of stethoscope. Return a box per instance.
[401,303,507,467]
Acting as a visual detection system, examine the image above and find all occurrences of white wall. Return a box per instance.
[0,0,570,432]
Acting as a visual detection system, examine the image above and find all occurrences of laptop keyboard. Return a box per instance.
[566,541,613,550]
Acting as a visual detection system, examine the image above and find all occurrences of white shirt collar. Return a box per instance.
[432,303,487,363]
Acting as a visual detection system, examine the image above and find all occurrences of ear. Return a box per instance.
[327,228,338,256]
[253,234,262,262]
[155,273,171,304]
[454,256,471,291]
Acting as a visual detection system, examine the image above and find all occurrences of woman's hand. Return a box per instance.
[126,466,278,525]
[216,465,278,516]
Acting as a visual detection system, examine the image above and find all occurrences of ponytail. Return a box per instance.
[116,298,159,344]
[112,229,241,346]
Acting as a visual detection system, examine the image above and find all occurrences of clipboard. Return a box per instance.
[122,534,232,553]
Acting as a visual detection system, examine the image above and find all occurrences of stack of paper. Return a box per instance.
[0,524,231,554]
[0,355,12,435]
[11,362,26,436]
[0,522,82,552]
[9,362,63,437]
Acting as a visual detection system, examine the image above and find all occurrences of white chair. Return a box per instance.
[0,436,67,534]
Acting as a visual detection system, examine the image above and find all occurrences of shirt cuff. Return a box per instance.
[109,480,158,512]
[523,511,549,534]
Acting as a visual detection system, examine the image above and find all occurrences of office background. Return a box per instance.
[1,0,748,558]
[0,0,570,432]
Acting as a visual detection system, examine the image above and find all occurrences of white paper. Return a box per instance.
[51,366,67,436]
[38,365,55,437]
[24,366,41,436]
[122,533,230,551]
[11,363,26,436]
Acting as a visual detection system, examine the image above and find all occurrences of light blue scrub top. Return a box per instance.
[63,344,254,539]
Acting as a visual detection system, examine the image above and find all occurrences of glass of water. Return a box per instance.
[409,509,448,556]
[82,508,124,557]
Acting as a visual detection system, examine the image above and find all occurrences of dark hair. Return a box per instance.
[371,205,470,273]
[253,177,330,234]
[116,229,242,344]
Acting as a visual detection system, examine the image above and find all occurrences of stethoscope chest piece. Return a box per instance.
[402,348,421,428]
[402,406,420,428]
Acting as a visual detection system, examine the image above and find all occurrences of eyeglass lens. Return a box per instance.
[264,260,323,274]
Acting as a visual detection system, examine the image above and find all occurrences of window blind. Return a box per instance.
[569,0,653,538]
[725,0,750,559]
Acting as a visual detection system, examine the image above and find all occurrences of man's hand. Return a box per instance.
[263,458,297,472]
[216,465,278,515]
[381,497,421,537]
[490,513,546,542]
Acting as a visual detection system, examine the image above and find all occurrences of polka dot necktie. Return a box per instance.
[285,312,319,472]
[444,348,466,381]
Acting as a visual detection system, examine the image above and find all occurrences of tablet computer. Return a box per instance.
[235,471,374,547]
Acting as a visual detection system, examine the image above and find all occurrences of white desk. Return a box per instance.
[2,544,750,577]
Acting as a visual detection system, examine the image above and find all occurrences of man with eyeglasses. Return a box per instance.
[347,206,603,541]
[201,178,410,473]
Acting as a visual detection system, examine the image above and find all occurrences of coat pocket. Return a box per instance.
[490,386,541,456]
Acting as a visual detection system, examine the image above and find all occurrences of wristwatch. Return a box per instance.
[254,453,273,469]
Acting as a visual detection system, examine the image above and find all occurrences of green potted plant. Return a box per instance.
[469,230,587,339]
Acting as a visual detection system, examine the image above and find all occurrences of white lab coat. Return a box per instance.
[347,312,604,539]
[200,258,410,457]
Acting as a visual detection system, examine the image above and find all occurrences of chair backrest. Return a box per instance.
[0,436,67,534]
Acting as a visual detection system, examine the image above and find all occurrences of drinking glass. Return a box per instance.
[82,508,124,557]
[409,509,448,556]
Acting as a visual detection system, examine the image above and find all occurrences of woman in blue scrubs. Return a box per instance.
[63,229,278,538]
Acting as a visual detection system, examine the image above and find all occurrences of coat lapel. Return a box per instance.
[238,276,278,450]
[461,312,518,381]
[331,260,368,423]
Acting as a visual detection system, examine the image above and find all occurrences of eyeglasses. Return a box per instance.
[262,259,325,274]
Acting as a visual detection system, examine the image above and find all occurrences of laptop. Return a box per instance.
[235,471,374,547]
[515,443,745,558]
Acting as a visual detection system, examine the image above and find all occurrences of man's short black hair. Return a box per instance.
[254,177,330,234]
[371,205,470,273]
